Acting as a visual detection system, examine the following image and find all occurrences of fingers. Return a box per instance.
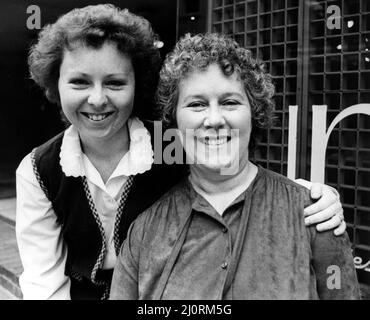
[333,220,347,236]
[303,182,346,235]
[305,201,342,226]
[294,178,312,190]
[310,182,323,199]
[315,214,342,232]
[304,185,338,216]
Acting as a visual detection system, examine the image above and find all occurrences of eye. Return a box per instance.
[221,99,241,110]
[186,101,207,110]
[222,99,240,106]
[69,79,89,87]
[106,80,125,89]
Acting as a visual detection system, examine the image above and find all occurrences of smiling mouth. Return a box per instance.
[202,136,231,146]
[81,112,114,122]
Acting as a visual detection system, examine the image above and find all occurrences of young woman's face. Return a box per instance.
[58,42,135,143]
[176,63,252,175]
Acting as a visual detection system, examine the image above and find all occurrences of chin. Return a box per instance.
[83,127,114,140]
[197,157,234,172]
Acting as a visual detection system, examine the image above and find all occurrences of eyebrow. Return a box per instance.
[182,92,246,104]
[182,95,205,104]
[66,72,128,78]
[219,92,246,100]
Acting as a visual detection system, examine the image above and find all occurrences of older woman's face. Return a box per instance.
[58,42,135,144]
[176,63,252,175]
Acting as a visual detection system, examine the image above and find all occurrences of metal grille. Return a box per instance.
[306,0,370,289]
[211,0,300,175]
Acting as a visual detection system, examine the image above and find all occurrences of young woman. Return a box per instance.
[16,4,185,300]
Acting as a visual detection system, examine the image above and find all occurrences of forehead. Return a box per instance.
[178,64,244,96]
[60,41,134,75]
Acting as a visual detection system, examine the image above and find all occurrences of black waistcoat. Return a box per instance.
[32,120,187,299]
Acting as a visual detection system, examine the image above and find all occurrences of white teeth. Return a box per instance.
[204,138,228,146]
[86,113,109,121]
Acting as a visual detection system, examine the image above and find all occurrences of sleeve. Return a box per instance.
[15,153,71,300]
[310,227,361,299]
[110,215,145,300]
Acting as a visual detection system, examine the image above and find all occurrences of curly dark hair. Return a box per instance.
[28,4,161,120]
[156,33,275,149]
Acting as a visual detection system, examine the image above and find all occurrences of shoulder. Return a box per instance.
[34,131,65,163]
[129,179,190,239]
[17,131,65,171]
[258,166,312,201]
[254,167,314,220]
[24,131,67,198]
[149,179,190,213]
[16,131,65,184]
[259,167,308,190]
[16,153,35,184]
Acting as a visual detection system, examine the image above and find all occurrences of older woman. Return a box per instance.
[110,33,360,300]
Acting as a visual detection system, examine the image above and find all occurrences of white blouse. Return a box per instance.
[15,117,154,300]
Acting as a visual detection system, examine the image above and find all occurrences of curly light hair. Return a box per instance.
[156,33,275,147]
[28,4,161,120]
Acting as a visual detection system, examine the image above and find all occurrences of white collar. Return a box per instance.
[59,117,154,178]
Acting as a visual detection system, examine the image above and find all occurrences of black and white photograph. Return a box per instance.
[0,0,369,305]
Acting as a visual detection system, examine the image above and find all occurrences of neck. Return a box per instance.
[189,160,258,196]
[80,125,130,162]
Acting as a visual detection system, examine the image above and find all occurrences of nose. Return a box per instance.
[204,104,226,128]
[87,85,108,108]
